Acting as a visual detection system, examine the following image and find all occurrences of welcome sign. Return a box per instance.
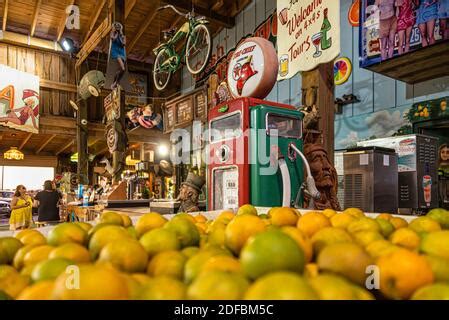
[277,0,340,79]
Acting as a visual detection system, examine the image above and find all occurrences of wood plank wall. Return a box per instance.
[0,43,79,117]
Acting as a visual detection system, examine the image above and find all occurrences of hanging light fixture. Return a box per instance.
[4,147,24,160]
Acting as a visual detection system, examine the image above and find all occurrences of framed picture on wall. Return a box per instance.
[163,103,176,134]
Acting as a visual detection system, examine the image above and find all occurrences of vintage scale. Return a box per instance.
[207,38,319,211]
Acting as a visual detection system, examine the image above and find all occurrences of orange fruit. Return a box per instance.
[343,208,365,218]
[420,231,449,259]
[297,212,331,238]
[139,276,186,300]
[184,246,230,284]
[281,226,313,263]
[317,242,374,286]
[201,255,241,274]
[120,214,133,228]
[347,217,381,234]
[377,213,393,221]
[0,265,29,299]
[269,207,299,227]
[377,218,395,237]
[16,230,46,246]
[194,214,208,223]
[52,264,130,300]
[187,271,249,300]
[377,249,434,299]
[390,217,409,229]
[13,244,39,270]
[47,223,88,247]
[424,255,449,283]
[172,213,196,224]
[224,214,266,255]
[74,222,93,233]
[330,213,357,229]
[352,231,384,247]
[100,211,124,226]
[304,263,319,278]
[181,246,200,258]
[322,209,337,219]
[23,245,54,267]
[412,283,449,300]
[365,240,400,260]
[98,238,148,273]
[17,281,54,300]
[88,225,132,259]
[244,272,318,300]
[240,230,305,280]
[49,242,91,263]
[389,228,420,250]
[311,227,353,254]
[427,208,449,229]
[31,258,74,282]
[164,218,200,248]
[409,217,441,235]
[147,250,187,280]
[207,223,226,247]
[139,228,180,258]
[135,213,168,238]
[216,210,235,222]
[0,237,23,264]
[131,273,152,286]
[237,204,258,216]
[308,274,374,300]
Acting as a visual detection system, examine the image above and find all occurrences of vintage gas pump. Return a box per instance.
[207,98,319,211]
[206,37,319,211]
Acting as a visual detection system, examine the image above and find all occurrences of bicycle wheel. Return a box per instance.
[153,48,172,91]
[186,24,212,75]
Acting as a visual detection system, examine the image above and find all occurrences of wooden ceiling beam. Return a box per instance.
[162,0,234,28]
[56,0,76,42]
[18,133,33,150]
[128,6,159,53]
[82,0,108,45]
[2,0,8,31]
[36,134,56,154]
[125,0,137,19]
[56,140,75,156]
[30,0,42,37]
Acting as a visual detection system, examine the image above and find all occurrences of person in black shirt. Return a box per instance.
[34,180,62,222]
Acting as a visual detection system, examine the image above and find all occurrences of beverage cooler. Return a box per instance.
[358,134,439,214]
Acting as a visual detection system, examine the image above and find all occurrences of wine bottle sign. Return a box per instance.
[277,0,341,79]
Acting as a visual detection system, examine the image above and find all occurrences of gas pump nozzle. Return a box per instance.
[288,144,321,209]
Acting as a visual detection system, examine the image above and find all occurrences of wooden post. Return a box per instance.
[301,62,335,163]
[77,99,89,185]
[111,0,127,185]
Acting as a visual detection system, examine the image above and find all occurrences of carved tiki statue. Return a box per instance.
[177,173,206,213]
[304,143,341,211]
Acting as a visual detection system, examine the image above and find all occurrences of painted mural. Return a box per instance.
[0,65,40,134]
[335,103,412,150]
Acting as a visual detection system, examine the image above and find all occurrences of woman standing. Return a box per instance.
[34,180,62,222]
[396,0,417,54]
[416,0,439,47]
[9,185,33,231]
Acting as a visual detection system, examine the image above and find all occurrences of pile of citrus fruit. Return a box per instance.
[1,206,449,300]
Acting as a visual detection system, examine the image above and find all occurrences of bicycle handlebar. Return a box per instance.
[157,4,189,18]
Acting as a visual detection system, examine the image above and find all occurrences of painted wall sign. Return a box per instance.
[0,65,40,134]
[360,0,449,67]
[125,72,148,107]
[277,0,341,78]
